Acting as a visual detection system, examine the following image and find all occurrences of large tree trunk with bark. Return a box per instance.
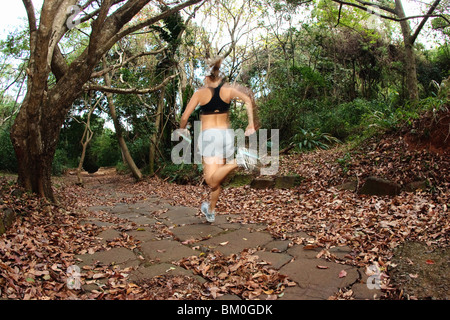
[11,99,59,201]
[11,0,201,201]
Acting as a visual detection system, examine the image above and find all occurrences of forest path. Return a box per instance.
[70,169,381,300]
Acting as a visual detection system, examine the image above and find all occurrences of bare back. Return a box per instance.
[181,82,253,133]
[197,84,234,131]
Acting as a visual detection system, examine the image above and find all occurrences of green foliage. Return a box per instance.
[0,100,17,173]
[52,149,69,176]
[90,129,121,167]
[1,1,448,182]
[322,99,393,139]
[158,162,202,185]
[0,127,16,172]
[128,135,150,169]
[115,161,130,175]
[336,152,352,174]
[292,128,340,151]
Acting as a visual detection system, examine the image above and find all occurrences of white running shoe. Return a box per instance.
[201,202,215,223]
[236,147,258,171]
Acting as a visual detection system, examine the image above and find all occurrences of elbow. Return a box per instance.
[245,98,253,109]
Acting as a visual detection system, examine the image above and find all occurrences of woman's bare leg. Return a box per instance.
[206,160,238,190]
[203,157,238,212]
[209,185,221,212]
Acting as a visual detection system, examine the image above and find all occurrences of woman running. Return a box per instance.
[178,57,257,222]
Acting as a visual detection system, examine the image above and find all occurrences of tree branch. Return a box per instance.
[335,3,343,27]
[332,0,448,23]
[353,0,397,15]
[50,45,69,81]
[90,47,167,78]
[410,0,442,45]
[22,0,37,32]
[83,74,177,94]
[114,0,202,41]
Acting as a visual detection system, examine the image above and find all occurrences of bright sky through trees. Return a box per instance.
[0,0,440,43]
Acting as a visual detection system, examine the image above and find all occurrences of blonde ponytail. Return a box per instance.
[206,57,223,81]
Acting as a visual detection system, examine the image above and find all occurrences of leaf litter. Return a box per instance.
[0,130,448,299]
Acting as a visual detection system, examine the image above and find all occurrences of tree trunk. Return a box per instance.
[104,67,143,181]
[395,0,419,101]
[11,96,61,202]
[403,43,418,100]
[76,95,96,185]
[149,85,165,175]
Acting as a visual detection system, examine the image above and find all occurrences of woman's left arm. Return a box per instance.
[180,91,200,129]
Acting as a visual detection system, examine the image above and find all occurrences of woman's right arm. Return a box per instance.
[230,87,255,135]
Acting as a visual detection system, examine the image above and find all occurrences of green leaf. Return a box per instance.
[26,277,35,283]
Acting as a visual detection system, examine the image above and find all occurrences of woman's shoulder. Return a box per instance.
[193,86,210,97]
[196,86,214,93]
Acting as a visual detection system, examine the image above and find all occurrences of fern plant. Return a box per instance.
[293,128,341,151]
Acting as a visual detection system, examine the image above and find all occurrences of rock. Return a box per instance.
[352,282,382,300]
[171,224,223,242]
[336,179,357,192]
[11,189,23,198]
[404,180,428,192]
[130,263,206,284]
[264,240,291,252]
[140,239,197,263]
[223,172,255,188]
[358,176,401,196]
[97,229,122,244]
[274,174,303,189]
[0,208,17,236]
[250,176,275,189]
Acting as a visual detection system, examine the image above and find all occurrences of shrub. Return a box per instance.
[292,128,341,151]
[52,148,69,176]
[0,127,17,172]
[158,162,202,185]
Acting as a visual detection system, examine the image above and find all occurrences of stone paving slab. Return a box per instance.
[130,263,206,284]
[126,215,159,226]
[97,229,122,244]
[139,239,198,263]
[278,244,364,299]
[160,206,203,226]
[171,224,224,242]
[263,240,292,252]
[76,247,139,268]
[126,227,160,242]
[254,250,293,270]
[199,228,273,256]
[279,255,359,298]
[210,214,242,230]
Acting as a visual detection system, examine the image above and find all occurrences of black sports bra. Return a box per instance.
[199,84,230,115]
